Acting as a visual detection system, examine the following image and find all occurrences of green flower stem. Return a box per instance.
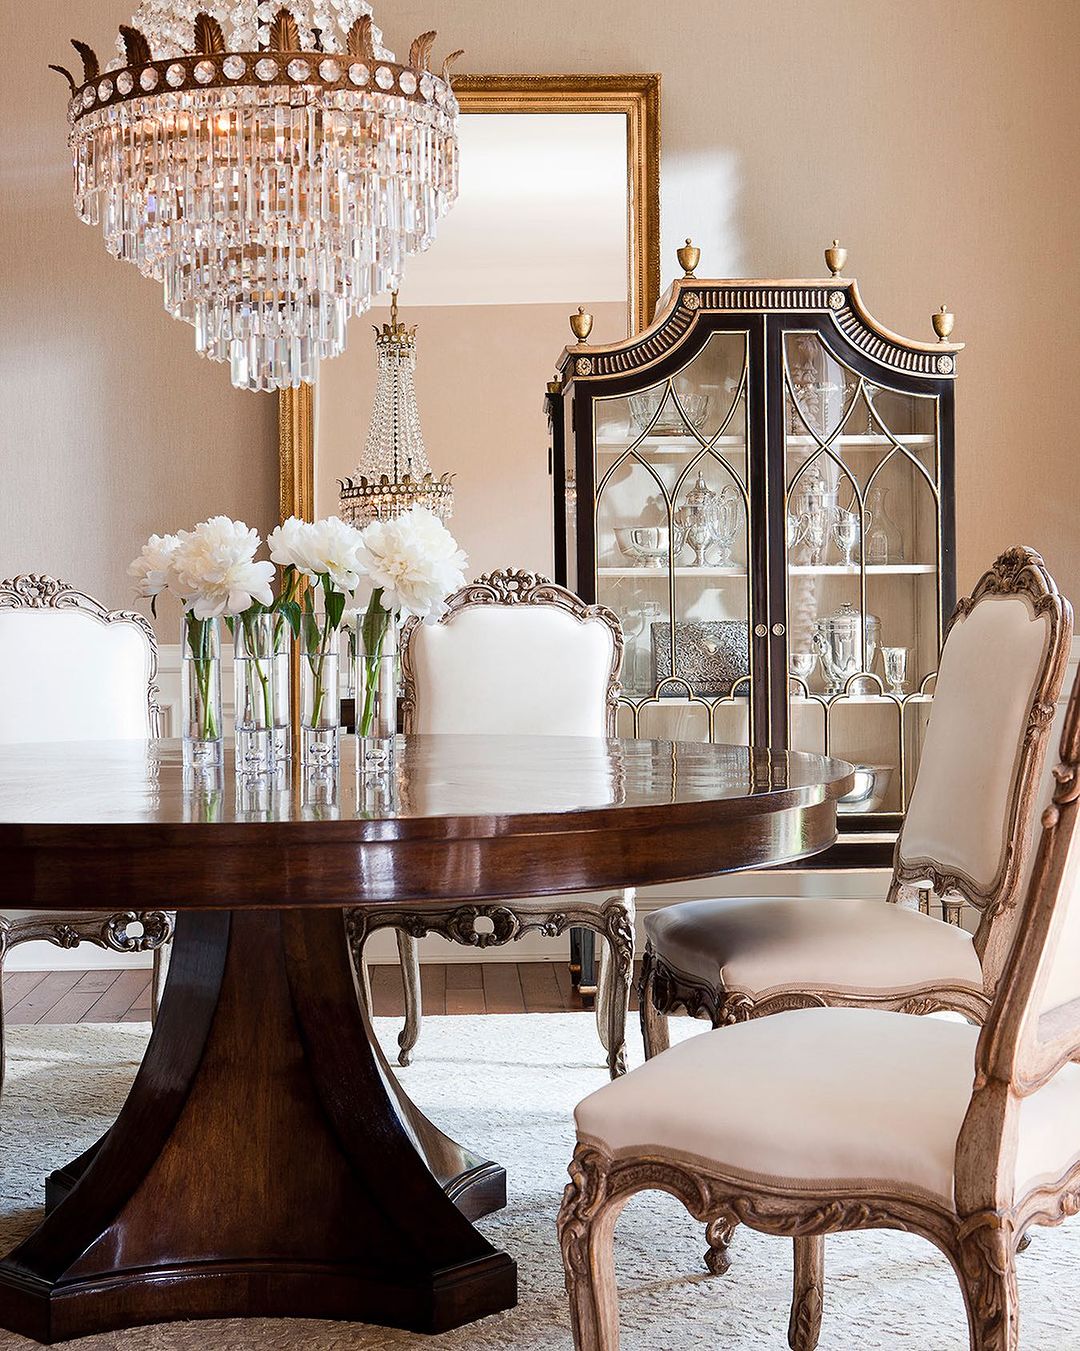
[185,614,219,742]
[240,611,274,730]
[359,588,391,738]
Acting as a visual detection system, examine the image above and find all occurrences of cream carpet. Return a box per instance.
[1,1014,1079,1350]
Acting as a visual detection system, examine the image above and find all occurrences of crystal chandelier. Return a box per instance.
[54,3,461,392]
[339,292,454,525]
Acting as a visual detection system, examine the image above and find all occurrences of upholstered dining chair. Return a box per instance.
[346,568,634,1077]
[559,662,1080,1351]
[0,574,173,1083]
[640,546,1070,1052]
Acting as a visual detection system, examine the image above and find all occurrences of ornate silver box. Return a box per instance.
[651,620,749,697]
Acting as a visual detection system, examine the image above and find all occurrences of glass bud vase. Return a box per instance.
[300,613,340,767]
[181,616,223,769]
[233,613,279,771]
[356,609,398,776]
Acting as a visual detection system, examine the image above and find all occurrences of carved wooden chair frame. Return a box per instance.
[639,546,1072,1060]
[560,673,1080,1349]
[345,568,636,1077]
[0,575,174,1081]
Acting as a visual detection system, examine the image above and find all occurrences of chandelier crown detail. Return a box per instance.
[55,5,462,393]
[339,293,454,526]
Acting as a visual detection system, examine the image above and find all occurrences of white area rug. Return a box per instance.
[1,1014,1079,1350]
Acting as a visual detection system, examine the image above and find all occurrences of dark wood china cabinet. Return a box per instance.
[548,242,962,867]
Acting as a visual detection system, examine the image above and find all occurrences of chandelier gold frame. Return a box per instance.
[277,72,662,524]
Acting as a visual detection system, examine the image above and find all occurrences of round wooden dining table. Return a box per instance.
[0,735,853,1343]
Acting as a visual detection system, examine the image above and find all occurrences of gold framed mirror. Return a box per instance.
[277,73,661,525]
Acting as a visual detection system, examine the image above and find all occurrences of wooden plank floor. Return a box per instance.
[3,965,640,1024]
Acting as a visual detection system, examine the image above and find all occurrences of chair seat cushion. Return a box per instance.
[643,897,983,1001]
[575,1007,1080,1207]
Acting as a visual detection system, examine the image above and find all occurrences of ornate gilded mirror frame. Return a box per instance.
[277,72,662,523]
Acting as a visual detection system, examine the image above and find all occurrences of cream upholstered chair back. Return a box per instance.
[400,569,622,737]
[894,548,1071,974]
[955,666,1080,1217]
[0,574,160,744]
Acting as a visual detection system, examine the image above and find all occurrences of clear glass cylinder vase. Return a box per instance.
[356,609,398,776]
[181,616,223,769]
[233,613,290,770]
[300,614,340,766]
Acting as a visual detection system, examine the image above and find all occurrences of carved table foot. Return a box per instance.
[0,908,516,1343]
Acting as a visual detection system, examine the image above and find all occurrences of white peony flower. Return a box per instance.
[170,516,275,620]
[268,515,364,593]
[356,505,468,622]
[128,533,181,600]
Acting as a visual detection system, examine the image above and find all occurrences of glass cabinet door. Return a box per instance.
[589,331,757,746]
[781,328,944,818]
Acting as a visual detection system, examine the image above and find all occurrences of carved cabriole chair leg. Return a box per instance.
[594,894,635,1079]
[956,1224,1020,1351]
[150,943,169,1023]
[396,930,422,1067]
[788,1235,825,1350]
[704,1215,736,1275]
[638,949,670,1060]
[559,1162,629,1351]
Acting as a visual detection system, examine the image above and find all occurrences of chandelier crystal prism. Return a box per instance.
[54,3,462,392]
[339,292,454,525]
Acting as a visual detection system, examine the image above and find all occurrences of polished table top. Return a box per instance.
[0,736,855,909]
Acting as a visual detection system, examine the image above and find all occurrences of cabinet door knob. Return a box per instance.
[772,623,786,637]
[754,623,768,638]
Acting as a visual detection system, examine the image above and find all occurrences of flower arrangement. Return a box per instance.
[130,518,275,757]
[128,506,467,770]
[353,505,468,744]
[268,515,366,761]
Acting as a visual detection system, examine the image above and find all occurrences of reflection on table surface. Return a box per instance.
[0,735,853,827]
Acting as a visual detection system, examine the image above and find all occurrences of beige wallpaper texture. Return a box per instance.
[2,0,1078,615]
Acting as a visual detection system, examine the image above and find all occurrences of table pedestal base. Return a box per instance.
[0,909,517,1343]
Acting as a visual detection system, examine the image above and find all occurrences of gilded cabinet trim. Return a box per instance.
[558,278,965,385]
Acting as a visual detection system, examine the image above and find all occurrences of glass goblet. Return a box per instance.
[790,650,817,691]
[832,509,860,568]
[882,645,910,697]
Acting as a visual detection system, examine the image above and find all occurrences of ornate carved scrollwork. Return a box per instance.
[4,911,174,955]
[557,1142,1032,1351]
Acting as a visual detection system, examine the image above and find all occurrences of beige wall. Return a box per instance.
[316,302,626,579]
[3,0,1078,614]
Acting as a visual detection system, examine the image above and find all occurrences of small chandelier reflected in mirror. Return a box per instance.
[339,292,454,525]
[54,3,462,392]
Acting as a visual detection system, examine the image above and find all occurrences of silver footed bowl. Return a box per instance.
[614,525,687,568]
[838,763,894,814]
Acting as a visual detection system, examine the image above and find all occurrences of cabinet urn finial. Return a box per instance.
[932,304,955,341]
[570,306,594,343]
[677,238,701,277]
[824,239,847,277]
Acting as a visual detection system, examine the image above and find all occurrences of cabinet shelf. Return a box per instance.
[596,435,746,457]
[598,566,747,578]
[789,564,937,576]
[785,434,935,448]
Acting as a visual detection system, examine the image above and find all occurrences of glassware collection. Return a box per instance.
[129,506,467,783]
